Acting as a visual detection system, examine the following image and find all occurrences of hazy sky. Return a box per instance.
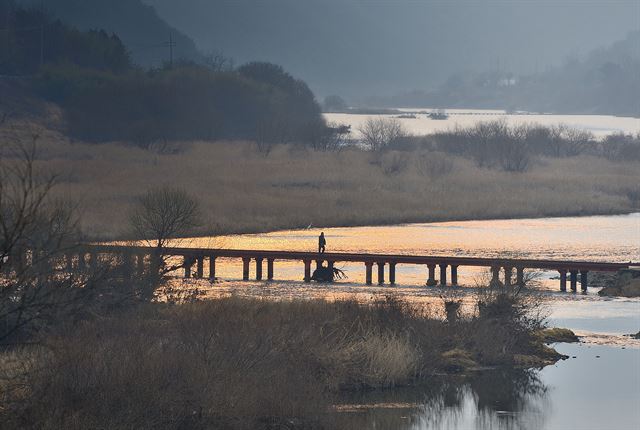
[144,0,640,99]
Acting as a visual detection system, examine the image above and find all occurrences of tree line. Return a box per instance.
[1,3,328,146]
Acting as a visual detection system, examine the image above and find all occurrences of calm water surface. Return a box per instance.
[179,213,640,289]
[172,214,639,429]
[324,109,640,138]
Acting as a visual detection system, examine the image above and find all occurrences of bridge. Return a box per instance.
[68,245,636,292]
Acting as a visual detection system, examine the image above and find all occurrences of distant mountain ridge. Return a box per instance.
[365,31,640,117]
[14,0,202,67]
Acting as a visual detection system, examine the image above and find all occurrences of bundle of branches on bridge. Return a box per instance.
[310,264,347,283]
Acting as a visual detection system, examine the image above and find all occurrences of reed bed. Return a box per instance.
[1,120,635,239]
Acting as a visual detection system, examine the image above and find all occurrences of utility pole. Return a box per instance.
[164,32,175,68]
[39,0,44,66]
[5,0,10,60]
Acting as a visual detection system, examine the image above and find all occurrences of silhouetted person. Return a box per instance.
[318,232,326,253]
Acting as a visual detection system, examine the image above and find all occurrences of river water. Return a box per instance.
[173,213,640,429]
[324,109,640,138]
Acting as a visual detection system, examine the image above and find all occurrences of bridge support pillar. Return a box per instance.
[451,265,459,286]
[196,256,204,278]
[242,258,250,281]
[504,266,513,288]
[78,252,86,271]
[490,266,500,287]
[427,264,436,286]
[136,254,145,277]
[304,259,311,283]
[365,262,373,285]
[184,256,192,278]
[389,263,396,285]
[570,270,578,292]
[150,252,161,278]
[559,270,567,292]
[377,262,385,284]
[209,256,216,280]
[439,264,447,286]
[516,267,525,288]
[122,252,133,278]
[580,270,588,292]
[267,259,274,280]
[89,252,97,270]
[255,258,263,281]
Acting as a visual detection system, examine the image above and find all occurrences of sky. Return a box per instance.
[144,0,640,100]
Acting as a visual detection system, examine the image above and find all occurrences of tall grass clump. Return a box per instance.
[0,292,563,429]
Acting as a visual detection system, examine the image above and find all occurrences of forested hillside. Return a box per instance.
[13,0,201,67]
[0,3,325,145]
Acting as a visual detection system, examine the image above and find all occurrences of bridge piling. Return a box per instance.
[580,270,589,292]
[267,258,274,280]
[389,263,396,284]
[516,267,524,288]
[122,252,133,278]
[256,258,263,281]
[439,264,447,286]
[570,270,578,292]
[184,256,192,278]
[365,262,373,285]
[559,270,567,291]
[209,256,216,280]
[504,266,513,288]
[89,252,98,270]
[377,262,385,284]
[491,266,500,287]
[196,256,204,278]
[242,257,250,281]
[136,253,145,277]
[66,253,74,271]
[303,259,311,282]
[451,265,459,286]
[427,264,437,286]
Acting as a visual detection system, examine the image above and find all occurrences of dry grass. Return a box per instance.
[2,119,638,239]
[0,294,559,429]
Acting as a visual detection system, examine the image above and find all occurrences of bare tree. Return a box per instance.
[129,186,201,277]
[204,50,234,72]
[129,186,201,250]
[0,138,101,344]
[358,117,407,152]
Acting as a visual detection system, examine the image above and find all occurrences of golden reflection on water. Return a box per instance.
[165,214,639,288]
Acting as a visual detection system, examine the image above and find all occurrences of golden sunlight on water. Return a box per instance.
[166,213,639,289]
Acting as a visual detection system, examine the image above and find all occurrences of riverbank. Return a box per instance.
[0,294,568,429]
[3,120,638,240]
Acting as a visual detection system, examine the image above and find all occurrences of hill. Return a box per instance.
[368,31,640,117]
[14,0,202,67]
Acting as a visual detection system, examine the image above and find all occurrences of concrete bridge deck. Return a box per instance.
[76,245,637,292]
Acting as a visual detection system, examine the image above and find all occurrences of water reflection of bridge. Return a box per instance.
[69,245,636,292]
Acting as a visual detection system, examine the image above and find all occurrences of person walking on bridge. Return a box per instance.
[318,232,326,254]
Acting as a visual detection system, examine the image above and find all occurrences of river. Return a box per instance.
[172,213,639,429]
[324,109,640,138]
